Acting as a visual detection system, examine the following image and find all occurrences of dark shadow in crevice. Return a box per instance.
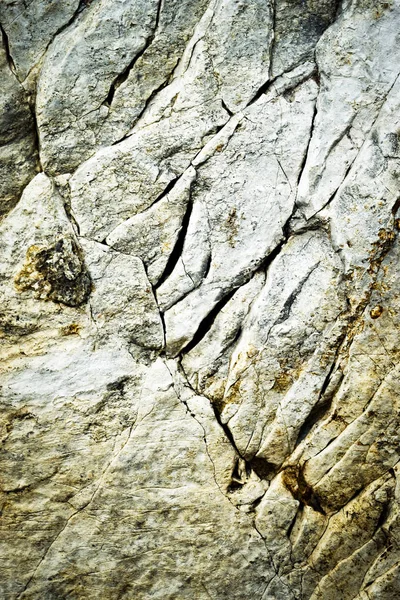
[0,22,16,74]
[248,457,277,480]
[155,198,193,288]
[221,98,233,117]
[181,287,238,355]
[283,464,326,515]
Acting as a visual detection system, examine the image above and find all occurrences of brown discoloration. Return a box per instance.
[220,377,242,411]
[373,1,393,19]
[15,236,91,307]
[225,207,239,248]
[370,305,384,319]
[1,407,38,445]
[368,228,396,275]
[60,323,81,336]
[283,464,325,514]
[273,371,294,393]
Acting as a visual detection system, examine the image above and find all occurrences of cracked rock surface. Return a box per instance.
[1,1,400,598]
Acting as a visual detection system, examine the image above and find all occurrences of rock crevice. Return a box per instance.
[1,1,400,598]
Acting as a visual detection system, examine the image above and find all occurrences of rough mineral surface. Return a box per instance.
[1,1,400,599]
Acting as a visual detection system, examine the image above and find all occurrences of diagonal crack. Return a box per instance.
[164,359,236,502]
[295,95,318,196]
[0,21,17,76]
[154,194,194,289]
[306,72,400,224]
[21,0,92,85]
[269,0,276,80]
[105,0,163,107]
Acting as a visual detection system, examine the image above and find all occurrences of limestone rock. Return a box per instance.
[181,270,266,402]
[106,166,196,285]
[1,1,400,598]
[271,0,338,78]
[295,0,400,222]
[0,173,91,351]
[162,78,318,356]
[0,0,80,81]
[36,0,159,173]
[81,238,164,349]
[0,37,39,215]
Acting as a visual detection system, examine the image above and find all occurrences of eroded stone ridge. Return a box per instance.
[1,1,400,598]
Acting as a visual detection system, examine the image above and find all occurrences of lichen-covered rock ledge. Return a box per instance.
[0,1,399,598]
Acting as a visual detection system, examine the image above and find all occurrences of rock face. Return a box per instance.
[1,1,400,598]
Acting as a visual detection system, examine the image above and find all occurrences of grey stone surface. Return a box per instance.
[1,0,400,598]
[0,0,80,82]
[0,36,39,215]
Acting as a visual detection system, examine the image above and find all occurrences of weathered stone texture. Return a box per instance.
[1,0,400,598]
